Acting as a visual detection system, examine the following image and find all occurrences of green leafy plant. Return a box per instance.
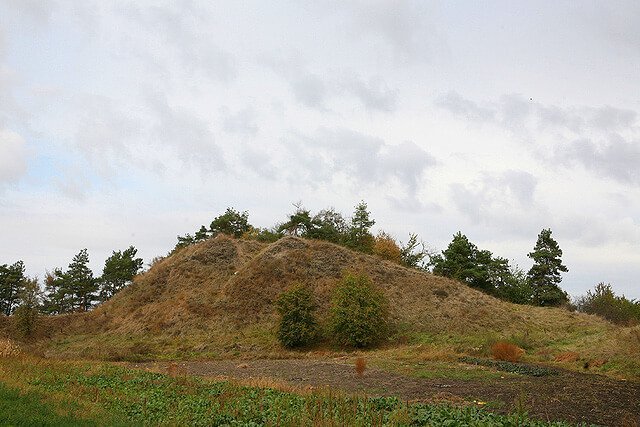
[329,272,389,348]
[460,356,558,377]
[275,283,318,348]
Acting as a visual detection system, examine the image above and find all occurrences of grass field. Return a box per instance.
[0,356,579,426]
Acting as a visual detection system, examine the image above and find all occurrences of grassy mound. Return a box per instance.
[8,235,639,379]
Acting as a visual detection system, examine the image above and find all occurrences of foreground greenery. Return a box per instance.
[0,381,89,426]
[0,357,574,426]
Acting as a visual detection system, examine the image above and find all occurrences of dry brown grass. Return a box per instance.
[491,341,524,362]
[0,338,20,357]
[27,234,638,380]
[355,357,367,377]
[42,235,614,342]
[554,351,580,363]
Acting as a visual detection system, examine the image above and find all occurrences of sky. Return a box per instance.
[0,1,639,299]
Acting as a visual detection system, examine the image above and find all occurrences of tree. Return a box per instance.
[576,283,640,325]
[399,233,432,269]
[13,277,41,338]
[42,268,72,314]
[527,228,569,307]
[346,201,375,253]
[373,232,402,263]
[275,283,318,348]
[210,208,251,237]
[492,262,533,305]
[278,205,314,236]
[430,232,495,293]
[307,208,348,243]
[329,272,389,348]
[67,249,97,312]
[194,225,210,242]
[0,261,26,315]
[99,246,144,301]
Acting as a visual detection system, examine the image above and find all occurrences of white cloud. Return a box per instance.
[0,129,27,184]
[281,127,436,197]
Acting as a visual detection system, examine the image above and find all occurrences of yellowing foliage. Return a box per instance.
[373,232,402,264]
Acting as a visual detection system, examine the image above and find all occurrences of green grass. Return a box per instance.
[371,358,514,382]
[0,382,94,426]
[0,357,577,426]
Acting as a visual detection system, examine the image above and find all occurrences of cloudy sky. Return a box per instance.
[1,1,639,299]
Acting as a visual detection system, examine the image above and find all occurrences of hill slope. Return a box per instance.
[11,235,639,378]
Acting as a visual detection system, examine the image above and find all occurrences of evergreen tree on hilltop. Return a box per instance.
[430,232,495,293]
[99,246,144,301]
[42,269,72,315]
[210,208,251,238]
[527,228,569,307]
[67,249,98,311]
[346,201,375,253]
[278,205,314,236]
[0,261,26,315]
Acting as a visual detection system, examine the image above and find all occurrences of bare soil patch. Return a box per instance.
[134,358,640,426]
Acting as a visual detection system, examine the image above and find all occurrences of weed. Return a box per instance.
[491,341,524,362]
[355,357,367,377]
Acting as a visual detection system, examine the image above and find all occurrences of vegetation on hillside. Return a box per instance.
[1,201,616,317]
[330,272,389,348]
[576,283,640,325]
[275,283,318,348]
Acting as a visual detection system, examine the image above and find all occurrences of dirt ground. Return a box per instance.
[133,358,640,426]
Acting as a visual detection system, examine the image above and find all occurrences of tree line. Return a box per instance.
[0,247,143,335]
[174,202,431,269]
[2,202,637,331]
[173,202,638,317]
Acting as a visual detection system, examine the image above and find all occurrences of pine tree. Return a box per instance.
[99,246,144,301]
[527,228,569,307]
[430,232,495,292]
[0,261,26,315]
[346,201,375,253]
[42,268,73,314]
[278,206,314,236]
[210,208,251,237]
[67,249,97,311]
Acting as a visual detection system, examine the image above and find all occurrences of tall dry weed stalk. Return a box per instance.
[0,338,21,357]
[355,357,367,377]
[491,341,524,363]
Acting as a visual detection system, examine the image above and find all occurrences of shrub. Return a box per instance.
[373,232,402,263]
[329,272,389,348]
[491,341,524,362]
[275,283,318,348]
[575,283,640,325]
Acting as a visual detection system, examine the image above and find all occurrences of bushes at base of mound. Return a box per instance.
[275,272,390,349]
[276,283,318,348]
[329,272,389,348]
